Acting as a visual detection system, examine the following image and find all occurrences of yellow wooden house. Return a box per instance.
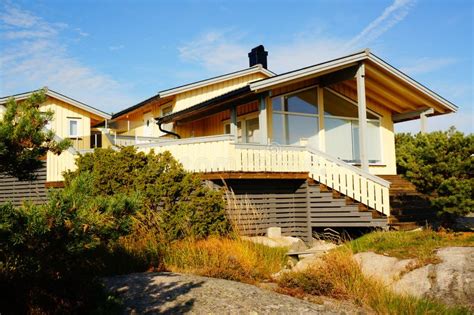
[0,46,457,237]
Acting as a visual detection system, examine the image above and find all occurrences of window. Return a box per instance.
[323,89,381,163]
[224,116,258,143]
[272,87,319,147]
[68,119,80,137]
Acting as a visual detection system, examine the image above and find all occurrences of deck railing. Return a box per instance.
[46,135,390,215]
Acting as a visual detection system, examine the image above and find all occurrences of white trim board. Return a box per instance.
[0,88,111,119]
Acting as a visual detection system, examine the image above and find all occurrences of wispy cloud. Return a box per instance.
[178,0,417,74]
[400,57,457,75]
[0,4,134,112]
[343,0,416,50]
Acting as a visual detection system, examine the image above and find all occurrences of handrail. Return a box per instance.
[307,146,390,187]
[136,134,234,148]
[234,142,307,151]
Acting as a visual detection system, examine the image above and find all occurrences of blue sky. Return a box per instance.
[0,0,472,133]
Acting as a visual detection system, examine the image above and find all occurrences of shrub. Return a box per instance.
[163,237,287,282]
[0,172,139,313]
[65,147,231,241]
[395,127,474,219]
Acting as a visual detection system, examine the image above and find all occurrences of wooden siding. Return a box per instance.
[221,179,387,242]
[176,101,259,138]
[0,163,48,206]
[174,73,266,112]
[42,96,103,150]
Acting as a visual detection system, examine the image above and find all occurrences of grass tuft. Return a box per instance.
[163,237,287,282]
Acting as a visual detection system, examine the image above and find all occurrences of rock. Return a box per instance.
[242,235,307,252]
[392,264,434,297]
[355,247,474,308]
[353,252,415,285]
[308,240,339,252]
[292,255,323,272]
[266,227,282,238]
[430,247,474,306]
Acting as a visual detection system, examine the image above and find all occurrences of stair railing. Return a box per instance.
[306,147,391,216]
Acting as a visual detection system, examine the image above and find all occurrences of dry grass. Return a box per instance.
[277,248,471,315]
[163,237,287,282]
[347,229,474,266]
[118,208,164,271]
[224,188,268,236]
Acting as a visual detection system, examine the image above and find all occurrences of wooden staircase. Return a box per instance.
[379,175,434,230]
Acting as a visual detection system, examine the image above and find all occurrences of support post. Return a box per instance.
[420,108,433,134]
[230,106,238,142]
[356,62,369,172]
[258,94,268,144]
[317,86,325,151]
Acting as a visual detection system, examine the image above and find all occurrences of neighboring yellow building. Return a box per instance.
[0,88,111,183]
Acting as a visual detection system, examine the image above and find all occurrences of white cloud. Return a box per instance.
[0,4,134,112]
[178,0,417,74]
[400,57,457,75]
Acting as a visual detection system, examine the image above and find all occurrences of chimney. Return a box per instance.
[248,45,268,69]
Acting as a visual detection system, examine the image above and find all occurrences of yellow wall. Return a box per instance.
[173,72,267,112]
[42,96,103,150]
[113,72,268,138]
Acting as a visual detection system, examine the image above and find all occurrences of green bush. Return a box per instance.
[0,172,139,314]
[395,127,473,219]
[65,147,231,241]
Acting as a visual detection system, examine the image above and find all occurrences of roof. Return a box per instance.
[0,88,111,119]
[159,64,274,97]
[250,49,457,113]
[158,86,253,124]
[112,65,275,119]
[111,94,161,119]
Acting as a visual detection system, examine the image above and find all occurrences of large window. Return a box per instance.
[271,87,319,147]
[324,89,381,163]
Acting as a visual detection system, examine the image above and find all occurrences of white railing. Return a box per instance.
[47,134,390,216]
[107,134,167,146]
[307,147,391,216]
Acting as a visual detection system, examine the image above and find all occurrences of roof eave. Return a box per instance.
[159,65,274,98]
[0,89,111,119]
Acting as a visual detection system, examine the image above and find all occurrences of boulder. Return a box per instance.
[355,247,474,307]
[353,252,415,285]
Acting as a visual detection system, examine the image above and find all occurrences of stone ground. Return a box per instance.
[104,272,363,314]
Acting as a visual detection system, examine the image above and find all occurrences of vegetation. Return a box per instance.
[163,237,287,282]
[395,127,474,220]
[0,172,138,314]
[0,89,70,180]
[66,147,230,241]
[347,229,474,268]
[277,249,471,315]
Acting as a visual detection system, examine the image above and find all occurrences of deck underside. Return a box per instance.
[215,178,387,242]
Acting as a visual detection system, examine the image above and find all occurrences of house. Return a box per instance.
[0,46,457,238]
[0,88,110,204]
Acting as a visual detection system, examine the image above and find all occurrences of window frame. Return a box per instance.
[67,118,81,138]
